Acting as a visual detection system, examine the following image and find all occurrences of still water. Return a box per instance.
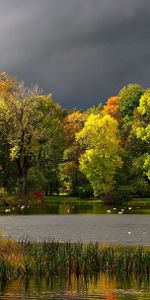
[0,202,149,299]
[0,274,149,300]
[0,201,150,215]
[0,215,149,245]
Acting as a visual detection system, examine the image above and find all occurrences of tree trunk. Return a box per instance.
[17,156,30,201]
[18,175,27,199]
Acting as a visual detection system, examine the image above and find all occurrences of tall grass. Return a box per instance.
[0,238,149,281]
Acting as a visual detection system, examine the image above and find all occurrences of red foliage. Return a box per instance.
[32,191,45,204]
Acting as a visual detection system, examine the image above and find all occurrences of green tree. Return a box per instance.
[118,83,144,118]
[115,84,148,197]
[133,89,150,180]
[86,103,103,115]
[37,117,64,195]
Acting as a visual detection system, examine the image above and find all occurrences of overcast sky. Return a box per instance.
[0,0,150,108]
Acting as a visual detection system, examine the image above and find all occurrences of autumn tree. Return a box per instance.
[0,72,63,199]
[0,73,19,192]
[102,96,120,121]
[59,110,88,196]
[76,114,122,197]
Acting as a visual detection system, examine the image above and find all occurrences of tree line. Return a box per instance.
[0,72,149,201]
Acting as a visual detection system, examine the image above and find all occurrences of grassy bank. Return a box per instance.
[44,195,102,205]
[45,195,150,207]
[0,195,102,207]
[44,196,150,208]
[127,197,150,206]
[0,194,150,208]
[0,237,149,281]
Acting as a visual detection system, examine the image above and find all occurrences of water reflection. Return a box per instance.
[0,202,150,215]
[0,273,149,299]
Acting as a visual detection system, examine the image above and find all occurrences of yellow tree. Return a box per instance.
[76,114,122,197]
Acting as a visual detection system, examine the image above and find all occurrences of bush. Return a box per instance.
[77,184,93,199]
[112,186,132,203]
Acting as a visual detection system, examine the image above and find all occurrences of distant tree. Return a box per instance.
[102,96,120,120]
[118,83,144,118]
[86,103,103,115]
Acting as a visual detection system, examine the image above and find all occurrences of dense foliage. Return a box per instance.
[0,72,149,202]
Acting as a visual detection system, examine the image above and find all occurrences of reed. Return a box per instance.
[0,237,149,281]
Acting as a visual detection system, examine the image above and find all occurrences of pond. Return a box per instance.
[0,200,150,244]
[0,200,150,215]
[0,201,149,299]
[0,215,149,245]
[0,274,149,299]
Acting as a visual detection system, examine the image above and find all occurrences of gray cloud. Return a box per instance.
[0,0,150,108]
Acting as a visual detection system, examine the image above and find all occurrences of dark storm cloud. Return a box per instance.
[0,0,150,108]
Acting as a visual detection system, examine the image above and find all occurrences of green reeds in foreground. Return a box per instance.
[0,238,149,280]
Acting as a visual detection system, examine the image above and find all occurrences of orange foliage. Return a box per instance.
[64,111,87,145]
[102,96,120,120]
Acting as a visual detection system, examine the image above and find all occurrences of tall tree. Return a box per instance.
[59,110,88,195]
[76,114,122,197]
[133,89,150,180]
[0,73,62,199]
[115,84,148,197]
